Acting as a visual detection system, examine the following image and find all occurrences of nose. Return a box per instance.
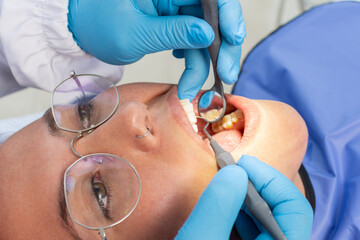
[116,102,153,139]
[81,101,159,154]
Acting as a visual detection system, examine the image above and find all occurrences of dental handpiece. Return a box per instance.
[199,1,286,239]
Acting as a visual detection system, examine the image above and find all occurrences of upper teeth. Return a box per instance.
[200,108,223,122]
[180,99,198,133]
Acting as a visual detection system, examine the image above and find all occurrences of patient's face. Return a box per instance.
[0,83,308,240]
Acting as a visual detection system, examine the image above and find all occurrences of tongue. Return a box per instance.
[212,130,242,153]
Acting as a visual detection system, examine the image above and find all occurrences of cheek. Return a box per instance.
[116,161,214,239]
[239,102,308,180]
[122,133,217,239]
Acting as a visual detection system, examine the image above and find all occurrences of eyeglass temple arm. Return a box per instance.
[70,70,87,99]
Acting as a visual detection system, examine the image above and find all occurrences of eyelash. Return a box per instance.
[91,172,114,221]
[75,95,94,129]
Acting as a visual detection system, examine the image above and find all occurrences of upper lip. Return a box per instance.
[166,86,210,150]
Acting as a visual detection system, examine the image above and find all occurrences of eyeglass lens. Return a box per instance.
[65,154,141,228]
[52,74,118,131]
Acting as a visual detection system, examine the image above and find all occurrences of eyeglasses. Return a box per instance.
[51,71,141,240]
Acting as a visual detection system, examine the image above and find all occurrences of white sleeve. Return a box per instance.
[0,0,124,93]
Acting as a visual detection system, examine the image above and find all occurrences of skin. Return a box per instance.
[0,83,308,240]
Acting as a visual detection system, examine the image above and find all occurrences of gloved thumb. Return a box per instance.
[236,155,313,240]
[175,165,248,239]
[143,15,214,53]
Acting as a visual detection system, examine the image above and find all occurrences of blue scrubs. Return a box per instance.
[233,2,360,239]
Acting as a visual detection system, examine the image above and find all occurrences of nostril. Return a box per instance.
[130,109,153,138]
[144,115,152,131]
[114,102,159,151]
[136,127,151,138]
[135,115,153,138]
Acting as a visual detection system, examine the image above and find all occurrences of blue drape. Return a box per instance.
[232,2,360,239]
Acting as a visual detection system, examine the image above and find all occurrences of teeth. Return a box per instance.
[200,108,223,122]
[212,123,224,133]
[192,124,198,133]
[187,114,197,124]
[180,99,198,133]
[212,110,243,133]
[231,111,240,122]
[222,114,233,128]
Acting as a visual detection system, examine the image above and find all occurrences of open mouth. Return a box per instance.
[167,86,258,154]
[189,93,247,153]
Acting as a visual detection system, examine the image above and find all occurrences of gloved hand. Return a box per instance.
[67,0,246,102]
[236,155,314,240]
[176,0,246,101]
[175,155,313,240]
[175,165,248,239]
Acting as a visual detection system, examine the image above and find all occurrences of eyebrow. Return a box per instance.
[43,108,61,137]
[58,177,83,240]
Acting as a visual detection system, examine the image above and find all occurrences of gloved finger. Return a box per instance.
[217,39,242,84]
[198,91,215,109]
[179,5,203,18]
[173,49,184,59]
[175,165,248,240]
[139,0,201,16]
[176,0,246,45]
[237,155,314,240]
[142,15,214,54]
[235,210,260,240]
[177,49,210,101]
[172,0,201,7]
[153,0,200,16]
[218,0,246,45]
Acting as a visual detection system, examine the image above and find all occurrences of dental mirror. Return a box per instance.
[197,0,227,124]
[198,88,226,123]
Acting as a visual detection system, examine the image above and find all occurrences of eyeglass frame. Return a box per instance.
[51,71,120,133]
[51,71,142,240]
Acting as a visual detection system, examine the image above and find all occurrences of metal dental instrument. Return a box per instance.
[200,118,286,240]
[199,1,286,239]
[197,0,226,123]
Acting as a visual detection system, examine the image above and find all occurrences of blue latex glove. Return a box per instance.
[176,0,245,101]
[176,155,313,239]
[236,155,314,240]
[175,165,248,239]
[198,90,215,109]
[67,0,245,102]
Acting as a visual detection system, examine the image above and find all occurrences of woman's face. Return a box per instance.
[0,83,308,240]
